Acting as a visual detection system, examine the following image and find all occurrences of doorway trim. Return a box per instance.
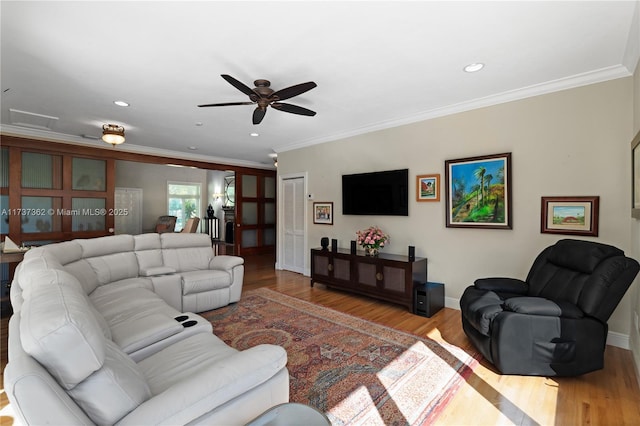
[276,171,309,275]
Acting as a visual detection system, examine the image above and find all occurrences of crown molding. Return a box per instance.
[274,65,632,154]
[0,125,274,170]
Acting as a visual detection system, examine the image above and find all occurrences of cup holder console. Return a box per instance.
[174,315,199,328]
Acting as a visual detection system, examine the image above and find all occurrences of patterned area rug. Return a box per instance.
[201,288,477,425]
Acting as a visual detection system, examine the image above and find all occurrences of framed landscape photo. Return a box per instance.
[633,130,640,219]
[313,202,333,225]
[416,174,440,202]
[445,152,512,229]
[541,196,599,236]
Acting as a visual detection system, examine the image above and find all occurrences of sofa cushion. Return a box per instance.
[14,256,64,293]
[110,314,184,354]
[134,233,162,251]
[68,340,151,425]
[63,259,100,294]
[134,234,169,274]
[162,247,213,272]
[20,270,106,390]
[138,332,237,395]
[24,240,83,266]
[160,233,213,271]
[181,270,232,295]
[87,252,140,285]
[78,234,135,258]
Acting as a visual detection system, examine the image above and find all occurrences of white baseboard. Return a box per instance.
[606,331,630,349]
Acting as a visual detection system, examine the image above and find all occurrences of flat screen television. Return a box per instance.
[342,168,409,216]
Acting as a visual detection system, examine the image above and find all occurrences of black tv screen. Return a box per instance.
[342,169,409,216]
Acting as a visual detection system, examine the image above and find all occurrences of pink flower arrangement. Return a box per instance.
[356,226,389,251]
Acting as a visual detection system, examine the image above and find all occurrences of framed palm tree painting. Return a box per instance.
[445,152,512,229]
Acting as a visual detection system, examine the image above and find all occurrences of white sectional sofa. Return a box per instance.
[4,233,290,425]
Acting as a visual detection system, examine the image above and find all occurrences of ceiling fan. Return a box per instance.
[198,74,317,125]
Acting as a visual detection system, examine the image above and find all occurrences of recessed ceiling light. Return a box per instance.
[114,100,130,107]
[250,132,259,137]
[463,63,485,73]
[188,146,197,150]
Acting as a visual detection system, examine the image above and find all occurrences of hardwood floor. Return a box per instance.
[2,253,639,425]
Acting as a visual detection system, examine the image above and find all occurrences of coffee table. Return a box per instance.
[245,402,331,426]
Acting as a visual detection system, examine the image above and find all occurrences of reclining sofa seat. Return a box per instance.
[5,233,290,425]
[460,239,640,376]
[6,269,289,425]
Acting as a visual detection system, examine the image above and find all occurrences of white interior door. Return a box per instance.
[281,176,305,274]
[114,187,142,235]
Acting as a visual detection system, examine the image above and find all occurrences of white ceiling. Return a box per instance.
[1,1,639,169]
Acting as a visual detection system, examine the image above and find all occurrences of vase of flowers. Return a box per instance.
[356,226,389,256]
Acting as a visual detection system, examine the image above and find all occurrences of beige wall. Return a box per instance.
[631,57,640,373]
[279,76,635,339]
[115,161,208,232]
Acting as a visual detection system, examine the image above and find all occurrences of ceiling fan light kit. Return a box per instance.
[102,123,125,146]
[198,74,317,124]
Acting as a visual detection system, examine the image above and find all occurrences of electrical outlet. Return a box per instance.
[635,311,640,333]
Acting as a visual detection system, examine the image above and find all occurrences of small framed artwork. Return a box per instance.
[541,196,599,236]
[445,152,512,229]
[313,202,333,225]
[416,174,440,202]
[632,130,640,219]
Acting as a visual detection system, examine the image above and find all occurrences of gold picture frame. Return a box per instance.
[416,174,440,202]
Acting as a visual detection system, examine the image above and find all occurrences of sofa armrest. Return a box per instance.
[474,277,528,294]
[117,344,287,426]
[209,255,244,271]
[503,297,584,318]
[110,314,184,354]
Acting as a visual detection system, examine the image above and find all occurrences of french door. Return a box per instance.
[234,171,276,256]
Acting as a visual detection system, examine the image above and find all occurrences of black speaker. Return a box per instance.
[350,240,357,254]
[321,237,329,250]
[408,245,415,261]
[331,239,338,252]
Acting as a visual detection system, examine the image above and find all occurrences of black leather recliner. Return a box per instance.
[460,239,639,376]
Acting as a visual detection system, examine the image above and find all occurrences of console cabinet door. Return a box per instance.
[312,250,331,281]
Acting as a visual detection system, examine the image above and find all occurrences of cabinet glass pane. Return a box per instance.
[73,158,106,191]
[241,229,257,247]
[265,176,275,198]
[264,228,275,246]
[242,202,258,225]
[21,196,62,233]
[264,202,276,224]
[0,148,8,187]
[72,198,106,231]
[242,175,257,198]
[22,152,62,189]
[0,195,8,234]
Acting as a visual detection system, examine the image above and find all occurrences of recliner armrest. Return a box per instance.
[209,255,244,271]
[474,277,528,294]
[118,344,287,425]
[504,297,584,318]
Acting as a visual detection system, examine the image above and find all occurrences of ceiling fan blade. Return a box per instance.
[272,82,317,101]
[221,74,258,97]
[198,101,255,107]
[253,107,266,125]
[271,102,316,116]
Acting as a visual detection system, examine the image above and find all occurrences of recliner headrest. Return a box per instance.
[548,239,624,274]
